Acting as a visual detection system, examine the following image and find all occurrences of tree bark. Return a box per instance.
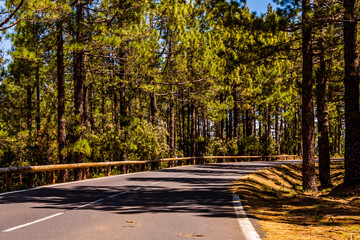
[26,85,32,133]
[245,109,253,137]
[220,94,225,139]
[344,0,360,186]
[337,106,342,155]
[83,84,90,126]
[73,1,85,180]
[232,88,239,138]
[258,107,262,138]
[316,42,331,187]
[150,91,158,125]
[275,105,280,154]
[57,20,68,182]
[35,66,40,134]
[302,0,317,191]
[228,109,233,139]
[119,80,128,163]
[169,96,175,157]
[267,106,271,138]
[191,102,196,163]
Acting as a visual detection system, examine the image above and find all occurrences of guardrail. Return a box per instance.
[0,155,298,191]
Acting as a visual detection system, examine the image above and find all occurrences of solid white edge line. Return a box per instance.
[2,212,64,233]
[232,194,262,240]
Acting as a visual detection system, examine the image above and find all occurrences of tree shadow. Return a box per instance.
[0,163,277,221]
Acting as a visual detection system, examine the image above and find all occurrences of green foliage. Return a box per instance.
[0,0,346,186]
[88,120,170,162]
[206,138,238,156]
[238,136,260,156]
[126,120,170,161]
[259,135,277,156]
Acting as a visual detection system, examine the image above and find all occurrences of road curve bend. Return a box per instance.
[0,160,300,240]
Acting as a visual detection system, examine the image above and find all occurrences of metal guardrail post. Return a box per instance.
[19,173,23,185]
[106,166,111,176]
[82,168,87,180]
[6,173,11,190]
[50,171,55,184]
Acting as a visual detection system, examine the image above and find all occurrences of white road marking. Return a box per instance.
[0,189,30,196]
[2,212,64,233]
[232,195,262,240]
[0,169,192,232]
[76,198,104,209]
[108,192,128,198]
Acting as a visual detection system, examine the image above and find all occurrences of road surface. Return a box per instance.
[0,161,300,240]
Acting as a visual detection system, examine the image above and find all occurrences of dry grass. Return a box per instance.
[231,161,360,240]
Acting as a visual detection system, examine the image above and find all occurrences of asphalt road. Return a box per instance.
[0,161,300,240]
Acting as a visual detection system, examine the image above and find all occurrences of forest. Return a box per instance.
[0,0,359,191]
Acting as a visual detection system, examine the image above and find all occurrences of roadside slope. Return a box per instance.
[232,161,360,240]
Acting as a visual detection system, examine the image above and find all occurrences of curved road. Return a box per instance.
[0,161,299,240]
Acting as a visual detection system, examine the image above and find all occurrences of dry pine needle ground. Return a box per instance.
[231,161,360,240]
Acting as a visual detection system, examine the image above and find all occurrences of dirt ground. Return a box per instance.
[231,161,360,240]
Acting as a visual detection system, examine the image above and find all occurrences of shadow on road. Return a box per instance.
[0,163,293,220]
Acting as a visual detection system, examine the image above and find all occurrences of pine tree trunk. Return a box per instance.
[275,105,280,154]
[267,106,271,138]
[150,91,158,125]
[316,44,331,187]
[170,97,175,157]
[101,81,105,130]
[89,84,95,129]
[242,113,246,137]
[233,88,238,138]
[120,80,128,164]
[220,94,225,139]
[228,109,233,139]
[302,0,317,191]
[179,101,183,155]
[26,85,32,133]
[83,84,89,126]
[297,110,303,157]
[245,109,252,137]
[191,102,196,163]
[35,66,40,134]
[344,0,360,186]
[73,1,85,180]
[182,103,187,157]
[258,107,262,138]
[337,110,342,155]
[253,110,256,137]
[57,20,68,182]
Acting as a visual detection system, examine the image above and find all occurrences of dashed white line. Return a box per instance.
[108,191,128,198]
[1,171,190,233]
[76,198,105,209]
[2,212,64,233]
[232,194,261,240]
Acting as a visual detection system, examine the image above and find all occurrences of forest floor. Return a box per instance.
[231,161,360,240]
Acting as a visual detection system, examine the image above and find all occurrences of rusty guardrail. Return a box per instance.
[0,155,298,191]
